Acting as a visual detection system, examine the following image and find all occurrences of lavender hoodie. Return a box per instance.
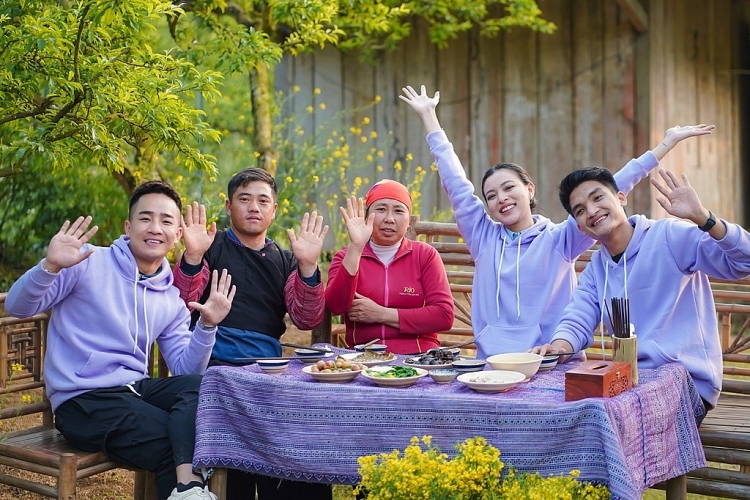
[5,236,216,411]
[552,215,750,407]
[427,130,659,360]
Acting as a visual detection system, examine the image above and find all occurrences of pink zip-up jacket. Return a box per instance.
[326,238,454,354]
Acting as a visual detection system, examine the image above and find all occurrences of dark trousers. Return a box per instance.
[227,468,332,500]
[55,375,202,500]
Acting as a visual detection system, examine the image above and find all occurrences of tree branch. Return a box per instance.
[73,3,92,83]
[0,98,54,126]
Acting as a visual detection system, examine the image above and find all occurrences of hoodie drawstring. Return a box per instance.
[132,269,150,376]
[515,237,521,320]
[496,239,506,317]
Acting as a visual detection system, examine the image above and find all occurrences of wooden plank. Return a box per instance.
[614,0,649,33]
[468,25,503,191]
[648,0,669,219]
[536,0,573,221]
[571,0,604,170]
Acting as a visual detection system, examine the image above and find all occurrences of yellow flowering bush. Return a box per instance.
[356,436,610,500]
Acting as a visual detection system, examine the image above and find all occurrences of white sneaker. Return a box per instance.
[167,485,218,500]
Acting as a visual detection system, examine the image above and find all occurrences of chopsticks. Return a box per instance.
[279,343,331,353]
[233,356,299,362]
[605,297,631,338]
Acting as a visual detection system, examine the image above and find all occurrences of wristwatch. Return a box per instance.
[698,211,716,232]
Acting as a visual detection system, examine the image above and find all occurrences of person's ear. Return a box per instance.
[225,199,231,216]
[618,192,628,207]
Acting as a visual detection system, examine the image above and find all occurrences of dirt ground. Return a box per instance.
[0,326,316,500]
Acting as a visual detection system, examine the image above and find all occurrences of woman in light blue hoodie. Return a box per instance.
[400,85,714,360]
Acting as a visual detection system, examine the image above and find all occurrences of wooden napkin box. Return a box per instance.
[565,361,632,401]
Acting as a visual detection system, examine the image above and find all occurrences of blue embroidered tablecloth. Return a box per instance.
[193,346,706,500]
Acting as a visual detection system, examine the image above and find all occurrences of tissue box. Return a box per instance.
[565,361,632,401]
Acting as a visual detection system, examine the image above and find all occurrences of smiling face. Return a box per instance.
[125,193,183,275]
[368,198,410,246]
[482,169,535,232]
[569,180,629,242]
[226,180,277,249]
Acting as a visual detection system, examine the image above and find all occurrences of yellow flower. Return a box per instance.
[292,85,300,92]
[362,117,371,125]
[370,131,377,138]
[405,153,413,161]
[319,103,326,110]
[239,139,245,145]
[254,151,261,158]
[374,95,382,102]
[306,106,314,113]
[360,136,367,143]
[312,175,319,183]
[283,199,290,206]
[377,165,383,172]
[314,88,321,95]
[11,363,23,372]
[285,177,293,184]
[22,394,31,404]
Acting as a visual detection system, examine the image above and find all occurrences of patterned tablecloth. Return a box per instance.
[193,346,707,500]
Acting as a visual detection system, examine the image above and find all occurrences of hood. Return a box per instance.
[111,235,174,291]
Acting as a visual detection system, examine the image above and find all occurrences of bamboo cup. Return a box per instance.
[612,333,638,387]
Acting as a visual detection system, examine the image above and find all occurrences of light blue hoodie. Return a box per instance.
[552,215,750,408]
[427,130,659,360]
[5,236,216,411]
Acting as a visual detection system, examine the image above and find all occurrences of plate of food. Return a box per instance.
[457,370,526,393]
[301,360,366,383]
[361,365,428,387]
[340,351,397,367]
[403,349,459,370]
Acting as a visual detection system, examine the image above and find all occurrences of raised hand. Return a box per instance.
[286,211,329,277]
[189,269,236,327]
[662,124,715,147]
[651,169,705,221]
[340,196,373,248]
[181,201,217,265]
[399,85,442,134]
[44,216,99,273]
[399,85,440,116]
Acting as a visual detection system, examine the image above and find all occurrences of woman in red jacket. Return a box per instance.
[325,179,455,354]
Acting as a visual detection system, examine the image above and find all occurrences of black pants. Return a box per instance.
[227,468,332,500]
[55,375,202,500]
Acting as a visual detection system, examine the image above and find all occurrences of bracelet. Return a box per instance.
[698,211,717,232]
[40,259,60,275]
[197,319,216,330]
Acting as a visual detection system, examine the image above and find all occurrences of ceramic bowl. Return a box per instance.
[451,358,486,373]
[486,352,543,380]
[429,369,458,384]
[354,343,388,353]
[539,354,559,372]
[256,359,290,374]
[294,348,332,364]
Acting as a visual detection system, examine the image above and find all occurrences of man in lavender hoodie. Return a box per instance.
[5,181,236,500]
[534,167,750,418]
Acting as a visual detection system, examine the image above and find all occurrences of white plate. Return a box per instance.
[457,370,526,393]
[361,366,428,387]
[301,364,362,383]
[340,352,396,368]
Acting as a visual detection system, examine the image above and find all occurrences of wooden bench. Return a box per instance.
[313,215,750,499]
[0,292,159,499]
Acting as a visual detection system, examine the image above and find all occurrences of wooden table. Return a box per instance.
[194,347,706,500]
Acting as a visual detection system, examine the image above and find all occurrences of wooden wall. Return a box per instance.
[275,0,743,231]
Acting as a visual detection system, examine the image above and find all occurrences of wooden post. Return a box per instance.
[209,468,228,500]
[664,474,687,500]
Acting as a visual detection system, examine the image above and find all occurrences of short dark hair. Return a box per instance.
[228,168,278,201]
[481,163,537,210]
[558,167,619,215]
[129,181,182,218]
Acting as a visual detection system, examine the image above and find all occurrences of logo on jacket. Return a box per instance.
[401,286,418,296]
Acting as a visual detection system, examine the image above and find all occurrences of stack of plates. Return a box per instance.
[451,358,486,373]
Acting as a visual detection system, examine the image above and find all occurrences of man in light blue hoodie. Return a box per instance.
[5,181,236,500]
[535,167,750,417]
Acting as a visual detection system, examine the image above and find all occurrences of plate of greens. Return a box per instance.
[361,365,428,388]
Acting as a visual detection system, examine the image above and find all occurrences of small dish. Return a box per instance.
[538,354,559,372]
[404,358,454,371]
[361,366,428,387]
[256,359,290,374]
[457,370,526,393]
[486,353,543,381]
[451,358,486,373]
[429,369,458,384]
[294,348,334,364]
[301,364,362,383]
[340,352,396,368]
[355,343,388,353]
